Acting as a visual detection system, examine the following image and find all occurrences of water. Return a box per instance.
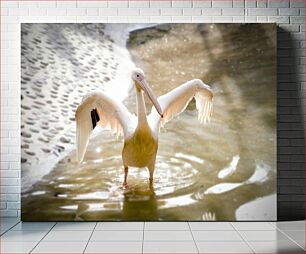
[22,24,276,221]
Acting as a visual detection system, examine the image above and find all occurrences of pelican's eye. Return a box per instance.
[136,74,140,78]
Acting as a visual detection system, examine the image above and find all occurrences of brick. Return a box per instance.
[127,16,150,22]
[257,0,267,8]
[1,186,20,194]
[278,8,300,15]
[278,24,300,32]
[150,16,172,22]
[0,210,18,217]
[290,16,305,24]
[212,0,233,7]
[38,1,56,8]
[129,0,149,7]
[99,8,118,16]
[245,16,257,22]
[192,16,212,22]
[279,171,304,178]
[268,0,289,7]
[268,16,290,23]
[290,0,305,7]
[47,8,66,16]
[118,8,140,16]
[0,170,19,178]
[213,16,233,22]
[245,0,256,7]
[76,1,107,7]
[222,8,245,15]
[107,16,128,22]
[233,0,244,7]
[1,194,19,202]
[66,8,87,16]
[150,0,171,7]
[7,202,20,210]
[247,8,278,15]
[140,8,160,16]
[56,1,77,8]
[86,8,99,16]
[8,8,29,16]
[202,8,221,15]
[0,178,19,186]
[172,16,192,22]
[1,202,7,209]
[29,8,47,16]
[172,0,192,7]
[108,0,128,7]
[183,8,202,16]
[193,0,212,7]
[256,16,267,22]
[1,8,8,16]
[161,8,183,16]
[233,16,245,22]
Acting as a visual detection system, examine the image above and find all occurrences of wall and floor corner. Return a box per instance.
[0,0,304,220]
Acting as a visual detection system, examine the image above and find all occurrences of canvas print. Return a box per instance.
[21,23,276,221]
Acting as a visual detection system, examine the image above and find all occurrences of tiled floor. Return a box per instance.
[0,219,304,253]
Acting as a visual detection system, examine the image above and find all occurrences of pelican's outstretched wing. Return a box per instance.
[148,79,213,134]
[75,91,135,163]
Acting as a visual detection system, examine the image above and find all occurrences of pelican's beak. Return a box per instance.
[138,79,163,118]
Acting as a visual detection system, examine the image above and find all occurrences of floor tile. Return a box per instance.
[197,241,253,253]
[249,240,304,253]
[52,222,96,231]
[282,230,305,241]
[282,230,305,249]
[1,241,37,253]
[12,222,55,231]
[144,230,193,241]
[143,241,198,253]
[32,241,87,253]
[85,241,142,253]
[232,222,276,230]
[239,230,291,241]
[189,222,234,231]
[96,222,143,231]
[277,221,305,231]
[42,230,92,242]
[0,230,47,242]
[145,222,189,230]
[192,230,243,241]
[90,230,143,241]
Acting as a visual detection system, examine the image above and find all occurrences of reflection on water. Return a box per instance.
[22,24,276,221]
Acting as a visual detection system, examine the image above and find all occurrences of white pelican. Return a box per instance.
[76,68,213,187]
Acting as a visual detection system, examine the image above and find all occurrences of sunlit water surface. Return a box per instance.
[22,24,276,221]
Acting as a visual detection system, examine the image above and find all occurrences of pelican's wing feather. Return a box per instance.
[75,91,135,163]
[148,79,213,133]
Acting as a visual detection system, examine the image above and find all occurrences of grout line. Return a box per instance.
[276,227,305,251]
[230,222,256,254]
[187,222,200,254]
[0,220,21,236]
[29,222,57,254]
[142,222,145,254]
[83,222,97,254]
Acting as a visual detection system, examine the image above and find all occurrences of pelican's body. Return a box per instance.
[76,68,213,186]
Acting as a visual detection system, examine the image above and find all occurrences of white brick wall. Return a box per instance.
[0,0,305,218]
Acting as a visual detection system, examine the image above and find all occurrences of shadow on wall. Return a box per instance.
[277,27,305,221]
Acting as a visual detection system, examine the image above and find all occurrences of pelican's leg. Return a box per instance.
[123,166,128,186]
[148,162,155,188]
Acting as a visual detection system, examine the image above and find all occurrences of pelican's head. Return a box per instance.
[132,68,163,117]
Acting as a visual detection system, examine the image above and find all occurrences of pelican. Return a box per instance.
[76,68,213,187]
